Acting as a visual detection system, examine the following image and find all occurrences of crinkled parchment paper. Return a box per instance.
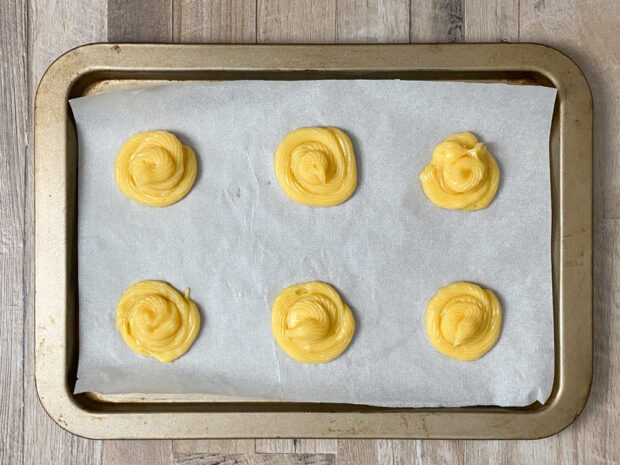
[70,80,556,407]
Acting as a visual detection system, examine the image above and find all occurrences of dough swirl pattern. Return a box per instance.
[116,280,200,363]
[420,132,499,211]
[115,131,197,206]
[425,282,502,361]
[274,127,357,206]
[271,282,355,363]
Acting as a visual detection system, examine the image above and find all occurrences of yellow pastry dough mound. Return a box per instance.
[116,280,200,363]
[271,281,355,363]
[425,282,502,361]
[274,127,357,206]
[420,132,499,211]
[115,131,197,206]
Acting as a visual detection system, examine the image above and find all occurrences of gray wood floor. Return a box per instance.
[1,0,618,463]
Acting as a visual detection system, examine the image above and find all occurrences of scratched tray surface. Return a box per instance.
[34,44,592,439]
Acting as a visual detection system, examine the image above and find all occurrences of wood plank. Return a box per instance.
[410,0,464,43]
[515,436,571,464]
[23,428,103,465]
[107,0,173,42]
[173,0,256,43]
[256,440,297,454]
[295,440,338,454]
[336,440,377,465]
[337,440,419,465]
[463,0,518,42]
[420,441,464,465]
[463,442,518,465]
[336,0,410,43]
[24,1,107,463]
[173,439,255,454]
[173,453,335,465]
[103,440,173,465]
[256,439,338,455]
[520,0,620,220]
[29,0,107,99]
[387,441,419,465]
[0,0,28,463]
[257,0,336,43]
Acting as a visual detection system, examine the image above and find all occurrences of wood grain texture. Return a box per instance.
[28,0,107,87]
[102,440,173,465]
[23,0,107,464]
[411,0,464,42]
[296,440,338,454]
[108,0,172,42]
[1,0,618,464]
[462,442,514,465]
[256,439,338,455]
[336,0,410,43]
[256,440,297,454]
[519,0,620,220]
[562,218,620,465]
[0,0,28,463]
[464,0,518,41]
[381,441,419,465]
[337,440,411,465]
[518,3,620,461]
[257,0,336,43]
[173,0,256,43]
[173,453,335,465]
[173,439,255,454]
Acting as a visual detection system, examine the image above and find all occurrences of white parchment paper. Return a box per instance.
[70,80,556,407]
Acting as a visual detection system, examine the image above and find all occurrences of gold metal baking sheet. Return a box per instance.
[34,43,592,439]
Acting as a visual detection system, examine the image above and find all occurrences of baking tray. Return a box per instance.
[34,43,592,439]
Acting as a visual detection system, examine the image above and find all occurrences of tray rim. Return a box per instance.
[34,42,593,439]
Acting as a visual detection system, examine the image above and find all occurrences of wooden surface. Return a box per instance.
[1,0,618,463]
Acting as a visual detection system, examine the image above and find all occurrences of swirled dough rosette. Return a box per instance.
[274,127,357,206]
[420,132,499,211]
[116,280,200,363]
[115,131,197,206]
[425,282,502,361]
[271,282,356,363]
